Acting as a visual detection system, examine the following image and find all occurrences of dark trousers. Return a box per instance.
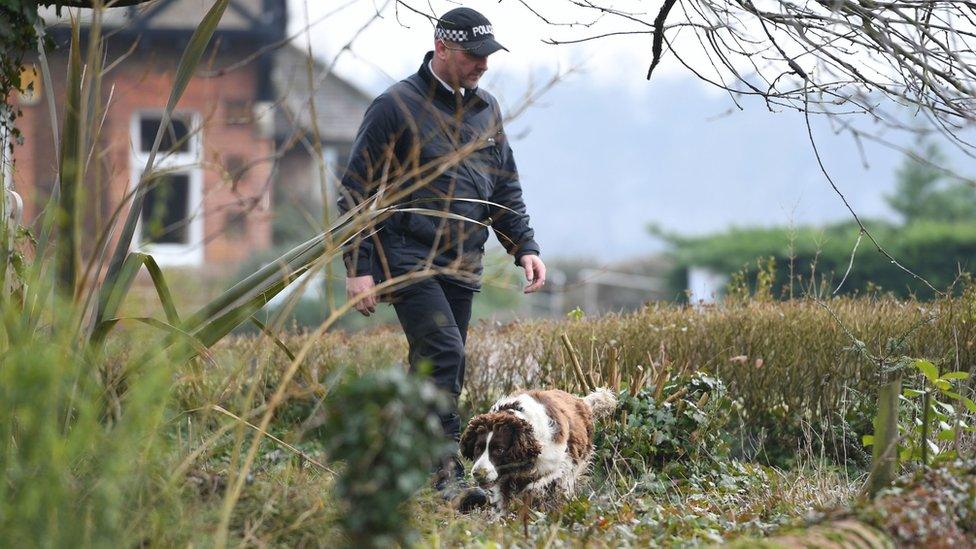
[391,277,474,442]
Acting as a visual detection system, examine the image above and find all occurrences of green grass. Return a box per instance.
[416,461,858,547]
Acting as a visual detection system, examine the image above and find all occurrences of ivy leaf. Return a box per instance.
[941,371,970,381]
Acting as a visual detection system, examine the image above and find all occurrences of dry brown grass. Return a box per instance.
[169,293,976,476]
[185,294,976,431]
[464,296,976,419]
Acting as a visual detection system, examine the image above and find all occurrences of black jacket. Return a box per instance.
[337,51,540,290]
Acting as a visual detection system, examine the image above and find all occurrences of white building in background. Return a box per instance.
[687,266,727,304]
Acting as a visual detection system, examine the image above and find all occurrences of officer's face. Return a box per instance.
[437,40,489,89]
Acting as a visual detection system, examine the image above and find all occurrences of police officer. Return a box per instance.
[338,6,546,490]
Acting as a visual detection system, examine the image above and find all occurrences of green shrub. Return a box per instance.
[323,367,452,547]
[876,358,976,466]
[656,220,976,299]
[595,373,734,477]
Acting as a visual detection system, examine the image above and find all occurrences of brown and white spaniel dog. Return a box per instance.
[459,388,617,513]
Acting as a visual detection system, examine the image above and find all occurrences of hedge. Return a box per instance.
[657,220,976,299]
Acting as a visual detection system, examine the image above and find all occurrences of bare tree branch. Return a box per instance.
[648,0,679,78]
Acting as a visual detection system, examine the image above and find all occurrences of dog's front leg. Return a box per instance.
[483,485,506,521]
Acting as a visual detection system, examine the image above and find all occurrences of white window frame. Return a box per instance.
[130,111,204,266]
[309,145,339,205]
[1,119,12,190]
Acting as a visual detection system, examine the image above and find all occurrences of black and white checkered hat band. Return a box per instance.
[435,27,468,42]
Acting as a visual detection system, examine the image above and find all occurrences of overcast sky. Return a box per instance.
[287,0,697,94]
[284,0,964,261]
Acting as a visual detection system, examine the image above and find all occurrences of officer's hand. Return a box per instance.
[519,254,547,294]
[346,275,377,316]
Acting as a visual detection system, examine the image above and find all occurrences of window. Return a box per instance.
[140,115,191,153]
[131,112,203,265]
[17,64,40,106]
[140,173,190,244]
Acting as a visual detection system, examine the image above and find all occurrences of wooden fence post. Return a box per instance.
[866,375,901,498]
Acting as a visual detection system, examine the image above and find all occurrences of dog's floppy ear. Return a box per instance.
[501,414,541,462]
[460,415,489,460]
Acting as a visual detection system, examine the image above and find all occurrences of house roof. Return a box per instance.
[272,45,373,144]
[37,3,369,142]
[39,0,286,37]
[39,0,288,100]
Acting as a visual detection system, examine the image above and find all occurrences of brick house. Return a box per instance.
[7,0,370,269]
